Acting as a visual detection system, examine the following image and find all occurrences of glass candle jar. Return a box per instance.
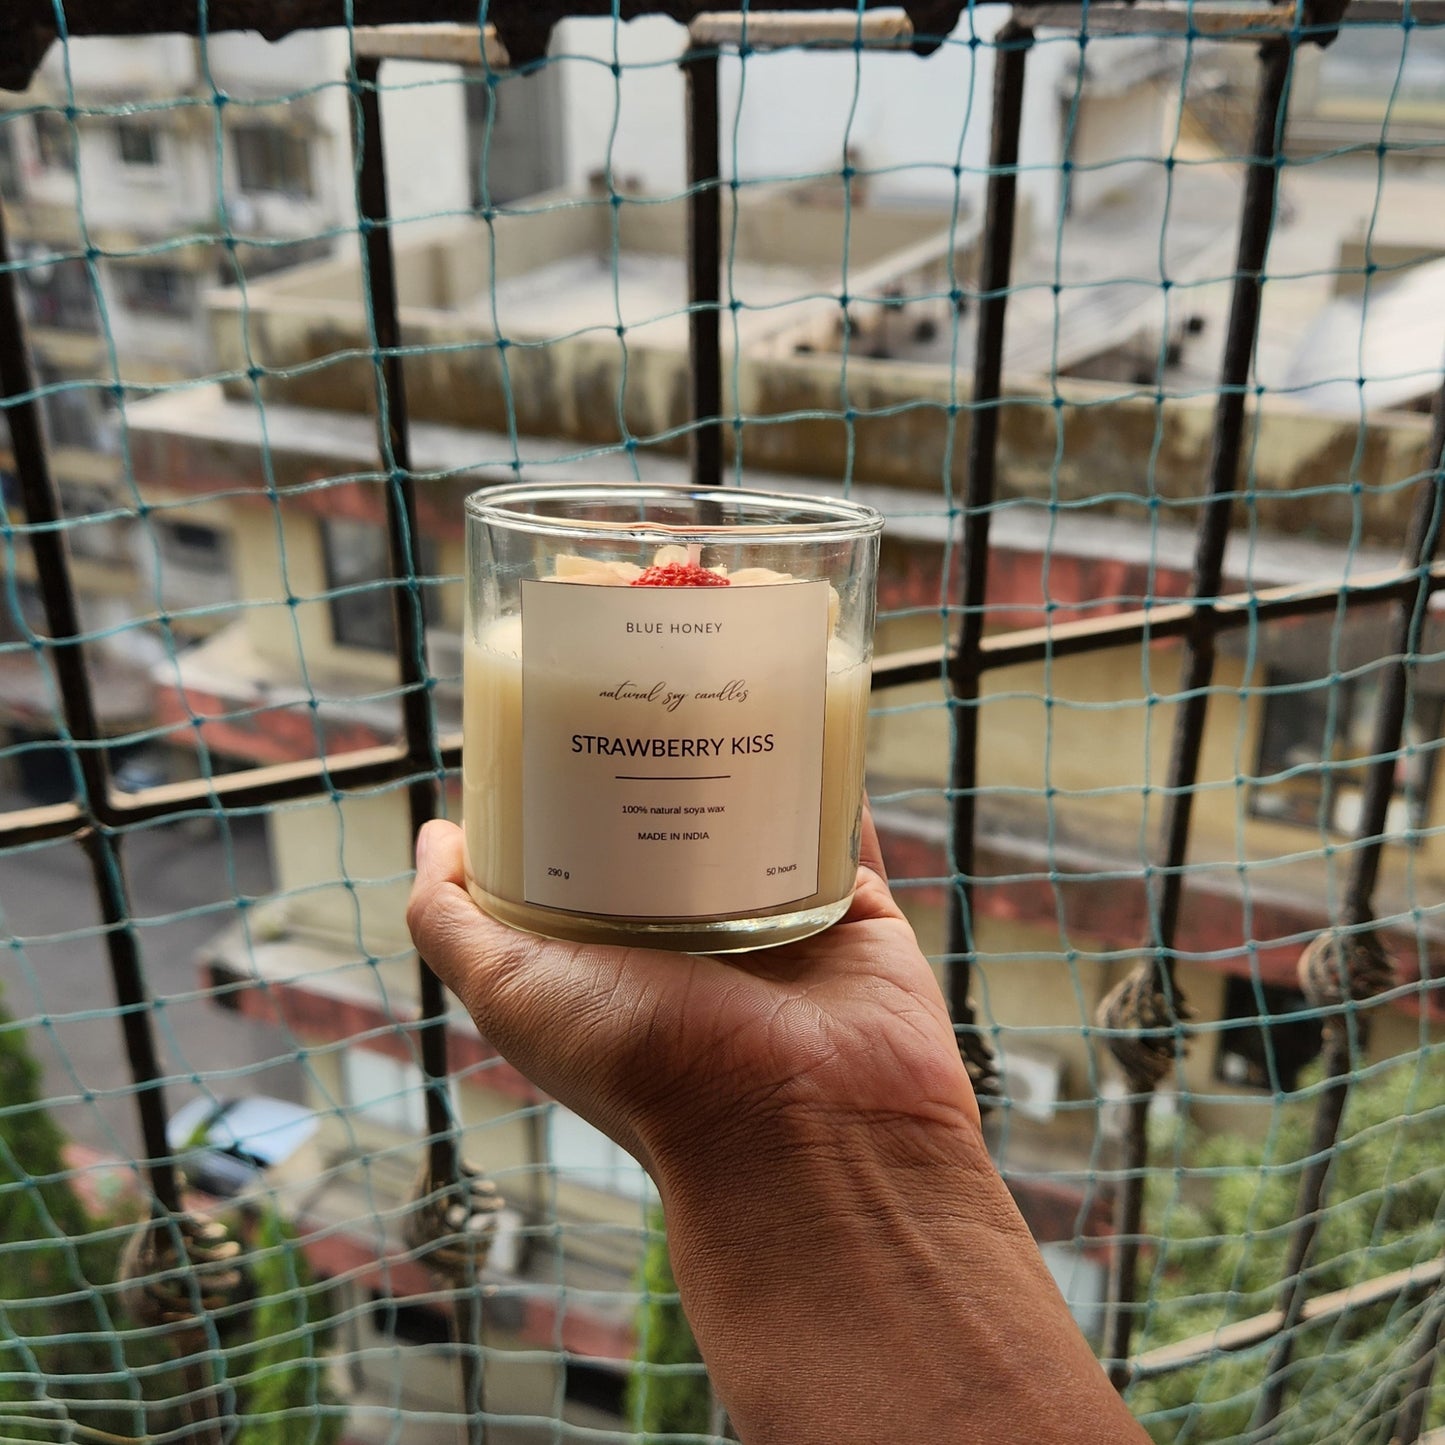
[462,482,883,953]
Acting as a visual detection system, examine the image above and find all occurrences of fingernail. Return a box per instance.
[415,825,433,870]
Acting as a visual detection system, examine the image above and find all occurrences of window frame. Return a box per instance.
[1248,667,1443,841]
[115,120,162,169]
[232,122,315,199]
[320,516,441,656]
[1213,975,1325,1094]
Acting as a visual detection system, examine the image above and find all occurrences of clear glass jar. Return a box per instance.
[463,482,882,953]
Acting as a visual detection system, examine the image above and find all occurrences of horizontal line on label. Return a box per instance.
[615,774,733,781]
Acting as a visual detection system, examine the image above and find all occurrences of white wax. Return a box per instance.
[462,610,870,946]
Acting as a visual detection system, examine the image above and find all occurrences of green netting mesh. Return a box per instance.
[1,7,1443,1443]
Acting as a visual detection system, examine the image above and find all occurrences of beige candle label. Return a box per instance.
[520,578,829,919]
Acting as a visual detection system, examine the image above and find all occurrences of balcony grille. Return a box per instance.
[1,4,1442,1442]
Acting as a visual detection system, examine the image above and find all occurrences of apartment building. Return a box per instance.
[0,30,470,799]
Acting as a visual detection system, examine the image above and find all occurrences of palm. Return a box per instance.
[410,823,980,1173]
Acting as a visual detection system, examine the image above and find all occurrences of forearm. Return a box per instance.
[654,1109,1149,1445]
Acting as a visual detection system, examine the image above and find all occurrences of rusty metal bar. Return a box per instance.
[1127,1255,1445,1381]
[355,53,457,1185]
[0,0,971,88]
[690,9,914,46]
[684,43,723,490]
[1390,1279,1445,1445]
[1252,370,1445,1435]
[1101,36,1295,1387]
[942,22,1032,1102]
[7,546,1443,851]
[353,22,510,65]
[355,54,484,1445]
[4,0,1432,89]
[0,196,182,1217]
[867,558,1445,690]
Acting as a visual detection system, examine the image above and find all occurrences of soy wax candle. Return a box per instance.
[462,482,883,953]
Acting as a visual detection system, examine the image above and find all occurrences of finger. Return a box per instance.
[858,797,888,883]
[406,821,688,1159]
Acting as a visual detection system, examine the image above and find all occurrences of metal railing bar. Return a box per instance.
[720,557,1445,689]
[683,40,723,490]
[0,798,87,848]
[1389,1278,1445,1445]
[1125,1255,1445,1382]
[355,54,483,1445]
[1252,370,1445,1436]
[5,0,1441,87]
[355,53,458,1184]
[1014,1,1297,34]
[942,21,1033,1102]
[0,193,182,1217]
[1101,36,1295,1387]
[10,0,1436,41]
[981,560,1445,668]
[0,2,967,81]
[353,22,509,66]
[8,543,1441,847]
[688,9,915,47]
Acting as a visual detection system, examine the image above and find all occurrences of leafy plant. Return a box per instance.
[1129,1044,1445,1444]
[626,1206,712,1440]
[226,1206,344,1445]
[0,985,344,1443]
[0,989,151,1441]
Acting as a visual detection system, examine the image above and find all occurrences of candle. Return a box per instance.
[462,484,882,953]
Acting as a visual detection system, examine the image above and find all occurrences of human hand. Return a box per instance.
[407,809,1149,1445]
[406,805,980,1190]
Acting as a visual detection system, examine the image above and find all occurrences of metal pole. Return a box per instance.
[943,21,1034,1102]
[1102,36,1294,1387]
[684,43,723,489]
[0,180,181,1217]
[354,55,484,1445]
[1252,367,1445,1435]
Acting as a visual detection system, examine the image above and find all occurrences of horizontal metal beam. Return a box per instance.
[6,558,1438,849]
[0,0,971,90]
[690,9,914,47]
[1127,1256,1445,1382]
[868,558,1445,686]
[353,22,510,66]
[1017,0,1445,31]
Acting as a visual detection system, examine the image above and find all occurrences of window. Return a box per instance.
[321,518,440,654]
[58,481,127,563]
[116,121,160,168]
[0,123,21,199]
[33,112,75,172]
[1215,977,1324,1093]
[233,124,313,198]
[154,519,236,607]
[37,366,112,454]
[548,1106,652,1200]
[368,1293,451,1346]
[20,254,97,332]
[156,520,228,571]
[114,263,193,318]
[341,1048,428,1134]
[1250,669,1442,838]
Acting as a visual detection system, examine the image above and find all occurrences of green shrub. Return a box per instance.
[1129,1045,1445,1443]
[626,1206,712,1440]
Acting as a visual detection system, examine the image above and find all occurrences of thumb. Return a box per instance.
[406,820,673,1159]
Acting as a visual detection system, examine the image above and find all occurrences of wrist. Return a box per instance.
[647,1108,1147,1445]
